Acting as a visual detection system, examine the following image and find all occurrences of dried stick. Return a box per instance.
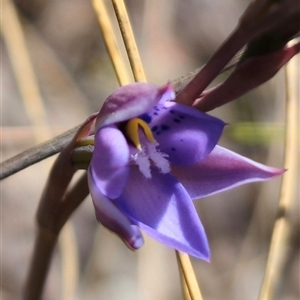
[110,1,203,297]
[1,2,300,180]
[111,0,147,82]
[24,0,138,297]
[259,46,299,300]
[2,2,81,299]
[59,222,79,300]
[176,251,203,300]
[92,0,131,86]
[1,0,51,142]
[0,57,241,180]
[0,125,80,179]
[23,111,97,300]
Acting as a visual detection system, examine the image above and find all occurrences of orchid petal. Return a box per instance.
[90,125,130,199]
[96,83,174,129]
[158,82,176,103]
[116,166,210,260]
[171,145,285,199]
[140,102,225,165]
[88,171,144,249]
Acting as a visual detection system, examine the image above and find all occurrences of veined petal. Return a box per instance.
[171,145,285,200]
[140,102,225,165]
[116,166,210,260]
[88,171,144,249]
[96,83,174,129]
[90,125,130,199]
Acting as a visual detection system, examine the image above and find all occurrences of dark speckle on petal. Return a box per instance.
[140,113,152,124]
[154,112,159,116]
[152,125,159,132]
[169,110,175,114]
[179,115,185,119]
[161,125,170,131]
[173,118,181,123]
[171,147,176,151]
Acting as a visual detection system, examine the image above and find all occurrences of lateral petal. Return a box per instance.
[116,166,210,260]
[88,170,144,250]
[90,125,130,199]
[171,145,285,199]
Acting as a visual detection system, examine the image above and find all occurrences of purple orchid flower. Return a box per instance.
[88,82,283,260]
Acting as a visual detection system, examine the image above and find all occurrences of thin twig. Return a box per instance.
[107,2,203,297]
[2,2,81,299]
[2,4,299,179]
[259,46,299,300]
[180,271,192,300]
[176,251,203,300]
[0,125,80,179]
[111,0,147,82]
[1,0,51,142]
[92,0,132,86]
[0,62,222,180]
[59,223,79,300]
[23,114,96,300]
[0,46,244,180]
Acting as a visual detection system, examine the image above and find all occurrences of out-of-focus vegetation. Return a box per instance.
[1,1,298,299]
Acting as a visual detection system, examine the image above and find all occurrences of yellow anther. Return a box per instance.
[75,136,95,146]
[125,118,156,150]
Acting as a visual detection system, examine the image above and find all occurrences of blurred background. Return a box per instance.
[1,0,299,299]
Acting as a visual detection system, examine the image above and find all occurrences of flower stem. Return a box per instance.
[259,46,299,300]
[179,270,192,300]
[92,0,131,86]
[176,251,203,300]
[175,1,300,107]
[24,227,58,300]
[111,0,147,82]
[23,172,89,299]
[175,26,246,107]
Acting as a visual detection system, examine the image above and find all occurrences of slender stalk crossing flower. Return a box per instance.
[88,82,284,260]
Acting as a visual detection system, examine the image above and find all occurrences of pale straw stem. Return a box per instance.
[2,1,79,299]
[92,0,131,86]
[1,0,51,142]
[179,268,192,300]
[59,222,79,300]
[259,45,299,300]
[111,0,147,82]
[109,1,202,297]
[176,251,204,300]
